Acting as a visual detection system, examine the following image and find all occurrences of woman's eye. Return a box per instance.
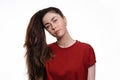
[45,25,50,29]
[53,19,57,23]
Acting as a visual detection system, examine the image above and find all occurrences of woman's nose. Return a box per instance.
[51,23,56,30]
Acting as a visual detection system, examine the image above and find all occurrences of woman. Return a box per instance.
[24,7,96,80]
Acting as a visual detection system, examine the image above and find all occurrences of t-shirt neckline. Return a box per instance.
[54,40,78,49]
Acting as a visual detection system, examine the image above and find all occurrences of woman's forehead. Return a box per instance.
[42,12,59,22]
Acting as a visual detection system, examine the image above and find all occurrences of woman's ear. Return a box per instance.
[63,16,67,26]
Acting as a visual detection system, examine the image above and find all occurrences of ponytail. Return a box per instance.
[24,10,52,80]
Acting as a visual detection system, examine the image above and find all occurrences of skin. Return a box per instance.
[88,65,96,80]
[42,12,95,80]
[42,12,67,39]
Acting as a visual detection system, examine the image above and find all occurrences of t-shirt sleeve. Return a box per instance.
[87,45,96,68]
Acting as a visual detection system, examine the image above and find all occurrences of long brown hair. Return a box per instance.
[24,7,64,80]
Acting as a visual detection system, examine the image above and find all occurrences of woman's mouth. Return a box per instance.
[55,29,61,34]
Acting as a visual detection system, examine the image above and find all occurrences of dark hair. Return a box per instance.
[24,7,64,80]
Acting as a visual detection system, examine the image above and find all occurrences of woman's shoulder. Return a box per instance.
[76,40,93,49]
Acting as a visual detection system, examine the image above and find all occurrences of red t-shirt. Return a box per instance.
[45,40,96,80]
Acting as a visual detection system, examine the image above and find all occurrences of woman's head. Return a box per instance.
[24,7,65,50]
[42,8,67,39]
[39,7,67,39]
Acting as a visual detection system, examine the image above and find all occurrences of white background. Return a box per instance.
[0,0,120,80]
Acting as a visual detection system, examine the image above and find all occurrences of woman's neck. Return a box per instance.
[56,31,76,48]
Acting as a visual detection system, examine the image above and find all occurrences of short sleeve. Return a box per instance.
[87,45,96,68]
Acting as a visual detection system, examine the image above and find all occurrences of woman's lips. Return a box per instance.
[55,29,61,34]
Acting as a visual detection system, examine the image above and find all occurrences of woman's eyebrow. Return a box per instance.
[51,16,56,21]
[44,16,56,26]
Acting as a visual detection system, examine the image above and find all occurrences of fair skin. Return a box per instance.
[42,12,95,80]
[88,65,96,80]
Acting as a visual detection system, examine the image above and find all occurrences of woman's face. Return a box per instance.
[42,12,67,39]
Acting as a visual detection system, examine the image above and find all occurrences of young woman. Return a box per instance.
[24,7,96,80]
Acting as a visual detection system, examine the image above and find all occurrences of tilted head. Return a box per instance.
[39,7,67,39]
